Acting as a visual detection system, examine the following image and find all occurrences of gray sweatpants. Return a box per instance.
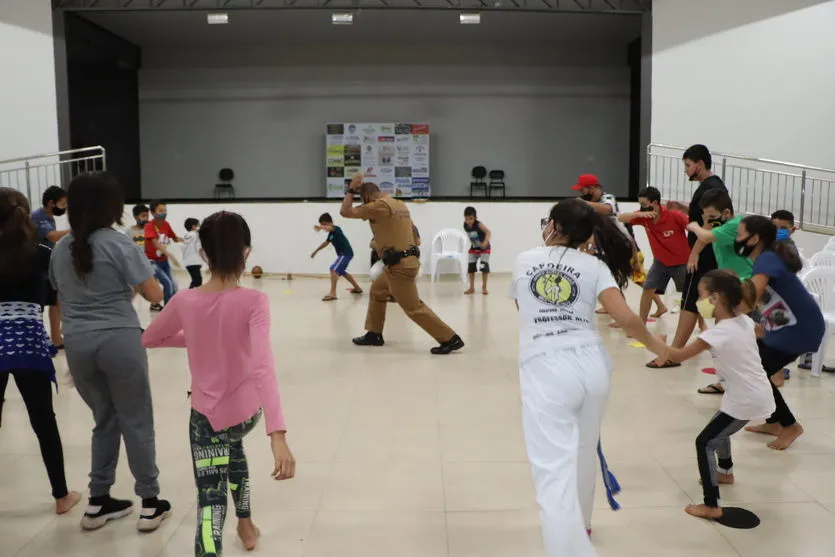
[65,328,160,499]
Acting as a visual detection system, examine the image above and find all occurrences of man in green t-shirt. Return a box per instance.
[686,189,753,280]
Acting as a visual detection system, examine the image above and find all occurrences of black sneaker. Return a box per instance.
[138,497,172,532]
[81,496,134,531]
[150,304,163,312]
[352,332,385,346]
[431,335,465,355]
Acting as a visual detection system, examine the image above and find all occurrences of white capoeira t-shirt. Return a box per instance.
[509,246,620,361]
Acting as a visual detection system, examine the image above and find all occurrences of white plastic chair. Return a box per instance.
[809,251,835,268]
[801,267,835,377]
[430,228,469,283]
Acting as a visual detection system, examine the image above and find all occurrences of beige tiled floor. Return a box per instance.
[3,274,835,556]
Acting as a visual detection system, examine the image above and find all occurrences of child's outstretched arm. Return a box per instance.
[667,338,710,363]
[142,297,185,348]
[310,240,330,258]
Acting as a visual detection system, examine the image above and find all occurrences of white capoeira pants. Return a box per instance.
[520,342,612,557]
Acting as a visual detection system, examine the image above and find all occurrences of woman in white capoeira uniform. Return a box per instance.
[510,199,668,557]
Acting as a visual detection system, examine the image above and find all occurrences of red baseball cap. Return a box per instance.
[571,174,601,191]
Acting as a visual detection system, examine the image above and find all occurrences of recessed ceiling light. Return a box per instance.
[460,12,481,24]
[332,12,354,25]
[207,13,229,25]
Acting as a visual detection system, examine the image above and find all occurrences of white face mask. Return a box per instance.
[542,220,556,244]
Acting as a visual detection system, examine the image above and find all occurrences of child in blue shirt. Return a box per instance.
[311,213,363,301]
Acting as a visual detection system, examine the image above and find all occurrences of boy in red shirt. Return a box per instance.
[620,187,690,326]
[144,200,183,311]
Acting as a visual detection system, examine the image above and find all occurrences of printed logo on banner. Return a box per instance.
[345,167,362,178]
[326,124,344,135]
[343,145,361,167]
[379,124,394,134]
[411,124,429,135]
[379,181,396,194]
[396,156,410,166]
[395,167,413,178]
[411,154,428,165]
[395,135,411,144]
[362,135,377,144]
[326,145,344,156]
[412,168,429,178]
[345,124,359,137]
[413,136,429,146]
[378,167,394,176]
[328,167,345,178]
[363,125,378,135]
[378,145,394,165]
[327,135,344,146]
[396,145,411,154]
[395,123,412,135]
[411,186,430,197]
[412,177,429,185]
[396,177,412,186]
[414,144,428,154]
[327,157,344,167]
[377,136,395,143]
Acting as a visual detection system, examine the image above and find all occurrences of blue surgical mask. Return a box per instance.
[776,228,790,241]
[155,213,167,220]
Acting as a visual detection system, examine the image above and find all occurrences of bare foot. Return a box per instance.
[237,518,261,551]
[685,504,723,519]
[652,307,668,318]
[464,288,475,295]
[745,422,782,436]
[699,473,734,486]
[56,491,82,515]
[768,423,804,450]
[482,289,489,295]
[771,373,785,388]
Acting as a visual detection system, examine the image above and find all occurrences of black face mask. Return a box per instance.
[52,206,66,217]
[733,236,755,258]
[707,217,726,229]
[580,193,594,201]
[639,206,654,212]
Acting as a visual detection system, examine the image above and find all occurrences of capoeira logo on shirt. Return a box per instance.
[529,269,579,306]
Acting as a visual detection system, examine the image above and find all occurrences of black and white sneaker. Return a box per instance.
[81,496,134,531]
[149,303,163,312]
[138,497,172,532]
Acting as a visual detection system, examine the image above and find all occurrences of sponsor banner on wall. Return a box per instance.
[326,123,430,198]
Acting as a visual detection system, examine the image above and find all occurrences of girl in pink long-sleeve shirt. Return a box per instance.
[142,211,294,556]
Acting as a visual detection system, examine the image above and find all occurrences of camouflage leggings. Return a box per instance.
[190,408,261,557]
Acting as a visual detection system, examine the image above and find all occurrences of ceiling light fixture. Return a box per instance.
[332,12,354,25]
[459,12,481,24]
[207,13,229,25]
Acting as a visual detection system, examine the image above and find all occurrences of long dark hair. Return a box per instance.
[0,188,38,285]
[199,211,251,281]
[740,215,802,273]
[548,199,633,288]
[68,173,125,276]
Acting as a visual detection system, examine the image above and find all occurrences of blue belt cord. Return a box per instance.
[598,439,621,511]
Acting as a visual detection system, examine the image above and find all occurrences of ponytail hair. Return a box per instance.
[0,188,38,285]
[548,199,633,289]
[740,215,803,274]
[67,173,125,277]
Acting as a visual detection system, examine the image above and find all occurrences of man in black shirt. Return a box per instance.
[649,144,727,368]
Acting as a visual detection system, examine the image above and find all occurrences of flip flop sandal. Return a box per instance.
[349,289,363,294]
[322,295,337,302]
[698,384,725,395]
[645,360,682,369]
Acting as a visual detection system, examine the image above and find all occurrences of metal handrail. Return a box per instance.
[646,143,835,233]
[648,143,835,175]
[0,146,106,166]
[0,146,107,207]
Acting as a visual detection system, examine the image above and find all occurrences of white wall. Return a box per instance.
[152,200,831,276]
[139,43,631,199]
[651,0,835,169]
[0,0,59,161]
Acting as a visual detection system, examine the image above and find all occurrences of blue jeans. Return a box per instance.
[152,260,178,304]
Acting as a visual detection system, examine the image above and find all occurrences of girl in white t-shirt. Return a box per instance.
[665,269,775,521]
[510,199,668,557]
